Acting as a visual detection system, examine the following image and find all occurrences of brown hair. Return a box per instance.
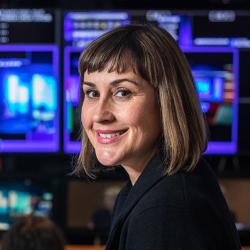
[1,215,65,250]
[76,24,207,177]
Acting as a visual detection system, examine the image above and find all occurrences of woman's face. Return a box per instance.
[82,67,161,170]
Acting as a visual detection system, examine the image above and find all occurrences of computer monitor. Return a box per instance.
[0,9,59,153]
[184,10,250,154]
[0,9,56,45]
[191,10,250,48]
[0,45,59,152]
[183,47,238,154]
[63,10,250,155]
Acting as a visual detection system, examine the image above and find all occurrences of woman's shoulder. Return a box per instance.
[137,157,223,210]
[182,157,224,202]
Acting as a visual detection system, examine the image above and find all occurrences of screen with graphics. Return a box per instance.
[0,9,56,44]
[63,10,250,154]
[0,9,59,153]
[0,46,59,152]
[183,47,238,154]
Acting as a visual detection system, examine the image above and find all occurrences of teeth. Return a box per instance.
[99,132,121,138]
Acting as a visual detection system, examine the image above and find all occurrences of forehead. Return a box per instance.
[83,68,145,85]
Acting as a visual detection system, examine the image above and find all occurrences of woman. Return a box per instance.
[76,24,241,249]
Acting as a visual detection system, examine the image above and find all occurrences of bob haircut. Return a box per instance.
[76,24,207,177]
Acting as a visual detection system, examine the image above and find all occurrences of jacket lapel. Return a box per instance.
[106,152,165,249]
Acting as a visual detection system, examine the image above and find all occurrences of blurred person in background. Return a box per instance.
[1,215,65,250]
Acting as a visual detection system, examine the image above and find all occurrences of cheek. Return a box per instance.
[124,103,152,130]
[116,103,144,125]
[81,103,89,129]
[136,101,161,136]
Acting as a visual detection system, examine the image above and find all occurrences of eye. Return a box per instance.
[114,88,132,98]
[84,89,99,98]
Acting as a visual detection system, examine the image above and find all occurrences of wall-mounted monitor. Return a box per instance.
[183,47,238,154]
[0,9,56,45]
[0,45,59,152]
[64,11,130,48]
[191,10,250,48]
[62,10,250,155]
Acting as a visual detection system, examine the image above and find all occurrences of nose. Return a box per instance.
[92,98,115,123]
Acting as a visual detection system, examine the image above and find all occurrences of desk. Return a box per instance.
[66,246,104,250]
[67,247,250,250]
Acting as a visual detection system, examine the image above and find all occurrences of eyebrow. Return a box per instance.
[83,78,139,87]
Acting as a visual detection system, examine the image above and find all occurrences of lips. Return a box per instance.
[95,129,128,144]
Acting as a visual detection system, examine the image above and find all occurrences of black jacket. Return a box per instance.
[105,153,241,250]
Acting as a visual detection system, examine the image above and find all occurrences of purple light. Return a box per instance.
[205,142,236,154]
[64,46,82,154]
[179,16,192,47]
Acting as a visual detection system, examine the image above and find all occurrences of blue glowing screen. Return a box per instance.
[0,46,59,152]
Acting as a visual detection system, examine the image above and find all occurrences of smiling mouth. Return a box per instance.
[95,129,128,143]
[99,131,125,138]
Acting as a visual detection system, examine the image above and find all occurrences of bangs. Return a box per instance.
[78,28,149,82]
[84,47,138,75]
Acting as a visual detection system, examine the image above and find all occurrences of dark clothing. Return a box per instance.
[105,153,241,250]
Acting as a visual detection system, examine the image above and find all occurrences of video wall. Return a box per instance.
[1,9,250,154]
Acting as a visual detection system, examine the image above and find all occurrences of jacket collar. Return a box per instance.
[106,152,165,248]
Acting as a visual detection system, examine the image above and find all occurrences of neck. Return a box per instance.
[122,149,157,185]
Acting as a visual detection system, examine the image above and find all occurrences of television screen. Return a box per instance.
[0,45,59,152]
[183,47,238,154]
[64,11,130,48]
[0,9,56,44]
[185,10,250,154]
[63,10,250,154]
[191,10,250,48]
[0,180,53,231]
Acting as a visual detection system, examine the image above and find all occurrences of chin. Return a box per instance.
[96,155,120,167]
[94,148,124,167]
